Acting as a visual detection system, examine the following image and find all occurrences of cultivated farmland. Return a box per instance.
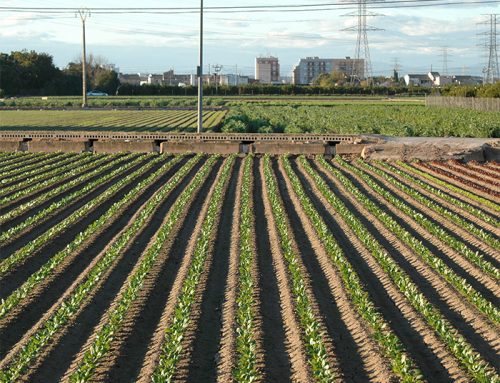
[0,110,227,132]
[0,152,498,382]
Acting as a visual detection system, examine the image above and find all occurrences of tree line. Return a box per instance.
[0,50,119,97]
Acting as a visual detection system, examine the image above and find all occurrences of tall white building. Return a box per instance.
[255,57,280,84]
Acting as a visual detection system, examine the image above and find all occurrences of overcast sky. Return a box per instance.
[1,0,499,77]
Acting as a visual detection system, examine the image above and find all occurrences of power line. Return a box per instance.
[1,1,500,14]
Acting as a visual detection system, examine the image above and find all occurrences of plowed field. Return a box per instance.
[0,152,498,383]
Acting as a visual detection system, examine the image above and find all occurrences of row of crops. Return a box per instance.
[0,110,226,132]
[0,151,498,382]
[222,104,500,138]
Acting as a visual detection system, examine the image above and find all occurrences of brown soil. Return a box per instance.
[249,157,294,382]
[446,161,500,187]
[215,161,243,383]
[0,157,211,382]
[0,157,188,347]
[294,158,464,383]
[134,159,224,383]
[418,162,500,200]
[0,154,120,211]
[0,154,144,256]
[350,161,500,294]
[277,157,395,383]
[465,162,500,180]
[372,162,500,241]
[332,161,500,368]
[392,162,500,221]
[258,157,312,383]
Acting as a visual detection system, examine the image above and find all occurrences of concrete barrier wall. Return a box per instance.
[335,144,366,155]
[161,141,241,155]
[0,138,373,156]
[0,141,21,152]
[252,142,326,155]
[28,140,87,153]
[93,140,157,153]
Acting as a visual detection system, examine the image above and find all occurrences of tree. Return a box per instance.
[94,70,120,94]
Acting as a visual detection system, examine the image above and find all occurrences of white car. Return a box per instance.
[87,91,108,96]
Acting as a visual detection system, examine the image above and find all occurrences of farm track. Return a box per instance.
[328,161,500,369]
[0,153,498,383]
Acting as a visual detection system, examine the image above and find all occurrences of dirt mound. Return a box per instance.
[360,136,500,162]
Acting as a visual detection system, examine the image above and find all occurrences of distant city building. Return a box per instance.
[118,73,147,86]
[255,57,280,84]
[292,57,364,85]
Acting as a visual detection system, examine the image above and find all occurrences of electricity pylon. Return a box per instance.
[342,0,384,84]
[478,14,499,84]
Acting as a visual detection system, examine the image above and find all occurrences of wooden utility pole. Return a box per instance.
[77,8,91,108]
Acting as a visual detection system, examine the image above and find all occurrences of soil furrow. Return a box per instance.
[432,162,500,193]
[258,157,312,383]
[173,158,238,383]
[0,157,188,338]
[327,160,500,369]
[393,162,500,220]
[60,158,223,383]
[446,161,500,187]
[0,156,164,298]
[418,162,500,200]
[216,160,243,383]
[186,158,242,382]
[248,157,293,383]
[15,157,213,383]
[278,157,395,383]
[0,154,138,236]
[134,159,224,383]
[372,162,500,240]
[267,157,340,381]
[273,157,371,382]
[0,154,122,210]
[292,159,462,383]
[348,161,500,295]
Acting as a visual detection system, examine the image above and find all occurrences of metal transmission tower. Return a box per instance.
[478,14,499,84]
[440,47,450,76]
[342,0,384,84]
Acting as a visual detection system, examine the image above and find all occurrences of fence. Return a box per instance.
[426,96,500,112]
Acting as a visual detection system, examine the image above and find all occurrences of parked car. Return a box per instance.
[86,90,108,96]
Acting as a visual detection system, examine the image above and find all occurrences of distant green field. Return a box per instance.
[0,110,226,132]
[222,104,500,138]
[0,95,424,108]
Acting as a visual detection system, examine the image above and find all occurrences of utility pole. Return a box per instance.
[342,0,384,84]
[77,8,91,108]
[478,14,499,84]
[197,0,204,134]
[213,64,223,95]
